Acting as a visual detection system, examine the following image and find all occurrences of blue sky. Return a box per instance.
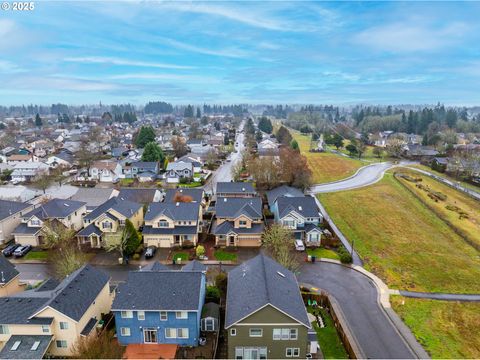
[1,1,480,105]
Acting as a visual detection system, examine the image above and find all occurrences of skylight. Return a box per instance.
[11,341,21,351]
[31,341,40,351]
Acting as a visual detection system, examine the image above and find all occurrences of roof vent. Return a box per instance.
[277,271,286,278]
[64,203,69,207]
[176,202,180,207]
[224,198,227,202]
[298,206,302,211]
[242,187,245,192]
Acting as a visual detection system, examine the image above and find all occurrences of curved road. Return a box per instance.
[299,262,425,359]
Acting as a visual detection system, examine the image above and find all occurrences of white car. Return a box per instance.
[294,239,305,251]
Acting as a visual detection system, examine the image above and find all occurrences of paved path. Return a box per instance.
[399,290,480,301]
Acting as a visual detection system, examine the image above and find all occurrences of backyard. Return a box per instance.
[306,247,340,261]
[319,173,480,293]
[308,306,348,359]
[391,296,480,359]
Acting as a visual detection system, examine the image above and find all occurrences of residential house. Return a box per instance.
[225,255,311,359]
[77,197,143,249]
[178,155,203,173]
[216,182,256,198]
[165,161,194,183]
[272,196,323,247]
[12,199,86,247]
[6,154,33,164]
[257,139,280,158]
[371,131,394,147]
[211,197,264,247]
[266,185,304,209]
[164,188,205,205]
[0,265,113,358]
[403,144,440,160]
[118,188,163,204]
[124,161,159,182]
[11,162,49,183]
[0,256,24,297]
[112,267,206,347]
[143,202,202,248]
[0,186,37,203]
[0,200,34,244]
[70,188,119,212]
[45,149,75,169]
[89,160,122,183]
[187,139,205,153]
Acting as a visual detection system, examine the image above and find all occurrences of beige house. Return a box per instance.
[143,202,202,248]
[0,257,25,297]
[0,200,34,244]
[12,199,86,247]
[77,197,143,249]
[0,264,113,358]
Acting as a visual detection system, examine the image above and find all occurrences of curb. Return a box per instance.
[9,259,48,265]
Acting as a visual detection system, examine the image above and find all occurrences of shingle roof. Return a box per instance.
[276,196,320,219]
[80,317,98,336]
[266,185,304,206]
[0,256,19,285]
[0,200,31,222]
[225,254,310,328]
[0,335,53,359]
[182,260,206,272]
[11,223,42,235]
[215,197,262,219]
[118,188,159,204]
[216,182,255,195]
[0,297,51,325]
[164,188,204,203]
[23,199,86,220]
[211,220,264,235]
[112,271,203,311]
[84,197,142,221]
[142,225,198,235]
[141,261,169,271]
[71,188,117,209]
[77,222,103,237]
[145,202,199,222]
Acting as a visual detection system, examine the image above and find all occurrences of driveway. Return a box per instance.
[298,262,420,359]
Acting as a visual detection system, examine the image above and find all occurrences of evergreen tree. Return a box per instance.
[35,113,42,127]
[135,126,156,148]
[196,107,201,118]
[184,105,194,118]
[290,139,299,151]
[141,141,165,164]
[257,116,273,134]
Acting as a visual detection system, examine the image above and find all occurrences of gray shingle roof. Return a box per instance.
[0,200,31,222]
[77,222,103,237]
[266,185,304,206]
[12,223,42,235]
[84,197,142,221]
[0,297,51,325]
[215,197,262,219]
[276,197,320,219]
[23,199,86,220]
[211,220,264,235]
[225,254,310,328]
[141,261,169,271]
[164,188,204,203]
[118,188,159,204]
[142,225,198,235]
[112,271,203,311]
[80,317,98,336]
[216,182,255,195]
[0,256,19,285]
[0,335,53,359]
[71,188,117,210]
[182,260,206,272]
[145,202,199,222]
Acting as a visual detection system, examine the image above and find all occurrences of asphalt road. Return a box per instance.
[298,262,417,359]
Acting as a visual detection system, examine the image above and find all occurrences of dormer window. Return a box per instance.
[239,220,247,227]
[158,220,168,228]
[31,219,41,226]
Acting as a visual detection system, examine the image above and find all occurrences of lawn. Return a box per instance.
[172,252,189,261]
[291,131,364,184]
[179,181,202,188]
[396,169,480,249]
[119,178,135,186]
[409,164,480,193]
[23,250,49,260]
[391,296,480,359]
[306,247,340,261]
[319,173,480,293]
[308,306,348,359]
[213,249,237,261]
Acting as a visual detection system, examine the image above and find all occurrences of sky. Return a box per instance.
[1,1,480,106]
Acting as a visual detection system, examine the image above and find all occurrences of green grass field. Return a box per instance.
[409,164,480,193]
[214,249,237,261]
[391,296,480,359]
[308,306,348,359]
[23,250,49,260]
[306,247,340,261]
[172,252,189,261]
[319,173,480,293]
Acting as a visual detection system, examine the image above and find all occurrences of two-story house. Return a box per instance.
[0,256,24,297]
[0,200,34,244]
[211,197,264,247]
[225,255,311,359]
[12,199,87,247]
[143,202,202,248]
[0,265,113,358]
[89,160,122,183]
[112,267,206,347]
[77,197,143,249]
[11,162,49,183]
[124,161,159,182]
[216,182,257,198]
[165,161,194,183]
[164,188,205,205]
[272,196,323,247]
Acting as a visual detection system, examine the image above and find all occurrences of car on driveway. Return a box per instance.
[294,239,305,251]
[13,245,32,258]
[145,246,156,259]
[2,243,21,257]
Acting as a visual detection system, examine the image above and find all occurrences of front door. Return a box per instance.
[174,235,181,245]
[143,328,158,344]
[229,235,235,246]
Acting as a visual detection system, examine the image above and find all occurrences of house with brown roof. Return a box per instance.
[89,160,122,182]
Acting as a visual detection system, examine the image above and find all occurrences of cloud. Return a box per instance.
[63,56,194,69]
[0,60,24,74]
[108,72,220,83]
[7,75,118,92]
[353,22,469,52]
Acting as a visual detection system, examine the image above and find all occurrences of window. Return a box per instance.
[121,311,133,319]
[309,233,319,242]
[273,328,281,340]
[235,347,243,360]
[239,220,247,226]
[177,328,189,339]
[230,328,236,336]
[120,327,131,336]
[283,220,295,227]
[273,328,297,340]
[165,328,176,339]
[160,311,168,321]
[41,325,49,333]
[102,221,112,229]
[137,311,145,320]
[0,325,9,335]
[31,219,41,226]
[59,322,69,330]
[249,328,263,337]
[289,329,298,340]
[158,220,168,227]
[176,311,188,319]
[56,340,68,349]
[286,348,300,357]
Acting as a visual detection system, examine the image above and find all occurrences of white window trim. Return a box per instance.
[137,311,145,320]
[177,328,189,339]
[120,327,131,337]
[286,348,300,358]
[59,322,69,330]
[56,340,68,349]
[121,310,133,319]
[175,311,188,319]
[249,328,263,337]
[160,311,168,321]
[165,328,177,339]
[230,328,237,336]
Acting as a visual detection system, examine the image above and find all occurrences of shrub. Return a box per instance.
[338,247,353,264]
[206,286,221,303]
[215,272,228,295]
[196,245,206,258]
[132,253,140,260]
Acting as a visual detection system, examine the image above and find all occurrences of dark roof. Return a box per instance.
[0,200,31,222]
[406,144,439,156]
[23,199,86,220]
[164,188,204,203]
[131,161,158,170]
[12,223,42,235]
[266,185,304,206]
[0,256,19,285]
[71,188,117,209]
[84,197,142,221]
[112,271,204,311]
[0,297,52,325]
[225,254,310,328]
[216,182,256,195]
[142,225,198,235]
[145,202,200,222]
[276,197,320,219]
[202,302,220,319]
[77,222,103,237]
[141,261,169,271]
[304,223,322,234]
[0,335,53,359]
[211,220,264,235]
[433,157,449,165]
[35,278,60,292]
[80,317,98,336]
[118,188,159,204]
[182,260,207,272]
[215,197,262,219]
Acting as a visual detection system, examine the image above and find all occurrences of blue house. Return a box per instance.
[111,264,206,346]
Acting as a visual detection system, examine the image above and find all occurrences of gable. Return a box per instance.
[280,210,304,221]
[236,304,304,326]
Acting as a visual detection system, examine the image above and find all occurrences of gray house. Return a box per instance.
[165,161,194,184]
[216,182,256,198]
[0,200,34,244]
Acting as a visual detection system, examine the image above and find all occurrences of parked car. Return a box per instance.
[2,243,21,257]
[294,239,305,251]
[14,245,32,258]
[144,246,156,259]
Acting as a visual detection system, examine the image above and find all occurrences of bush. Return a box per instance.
[196,245,205,258]
[206,286,221,303]
[132,253,140,260]
[215,272,228,295]
[338,247,353,264]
